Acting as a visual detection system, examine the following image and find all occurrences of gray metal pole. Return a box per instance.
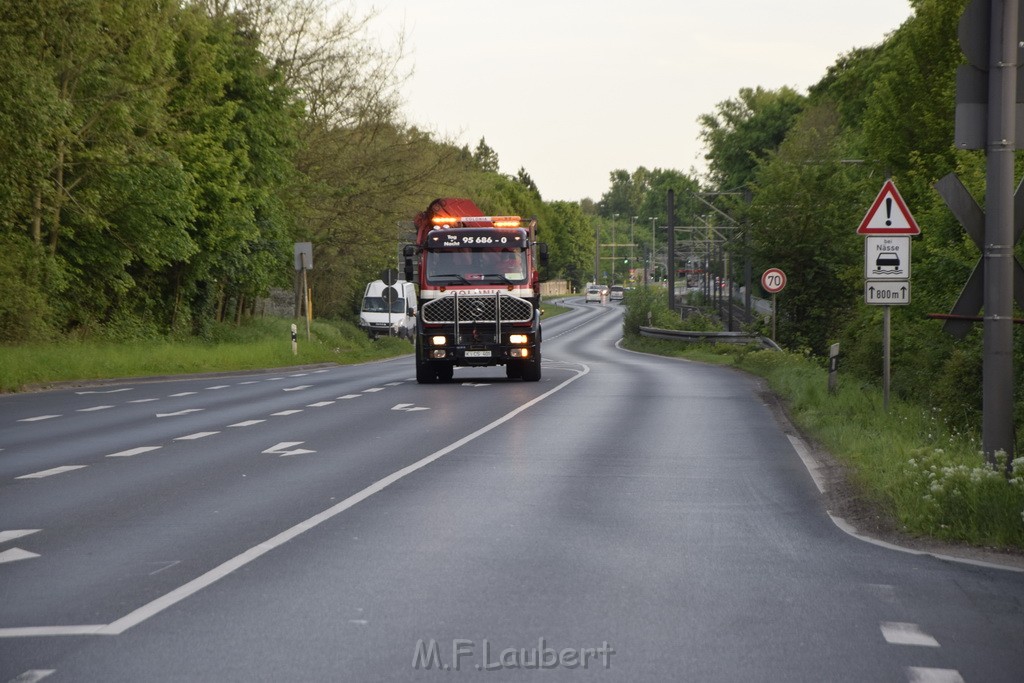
[984,0,1017,463]
[667,191,676,311]
[883,305,891,411]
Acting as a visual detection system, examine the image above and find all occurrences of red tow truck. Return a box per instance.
[402,198,547,383]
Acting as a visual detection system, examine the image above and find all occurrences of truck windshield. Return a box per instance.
[426,248,527,284]
[362,297,405,313]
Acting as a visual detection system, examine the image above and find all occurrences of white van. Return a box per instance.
[359,279,416,340]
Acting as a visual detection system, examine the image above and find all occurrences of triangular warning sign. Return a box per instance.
[856,179,920,235]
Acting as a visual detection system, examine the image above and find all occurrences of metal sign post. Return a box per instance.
[760,268,786,341]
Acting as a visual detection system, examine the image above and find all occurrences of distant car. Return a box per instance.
[585,285,603,303]
[609,285,624,301]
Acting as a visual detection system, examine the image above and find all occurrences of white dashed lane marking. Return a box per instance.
[7,668,55,682]
[905,667,965,683]
[880,622,940,647]
[283,385,312,392]
[271,410,303,416]
[76,405,114,412]
[127,398,159,403]
[156,409,204,418]
[17,416,61,423]
[0,548,40,564]
[16,466,87,479]
[229,420,265,428]
[0,530,40,544]
[363,387,384,393]
[307,401,335,408]
[338,395,361,399]
[174,432,219,441]
[106,447,161,458]
[168,392,197,397]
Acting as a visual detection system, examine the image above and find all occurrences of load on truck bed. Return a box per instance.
[403,198,547,383]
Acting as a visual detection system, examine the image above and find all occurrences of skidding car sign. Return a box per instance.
[856,179,920,235]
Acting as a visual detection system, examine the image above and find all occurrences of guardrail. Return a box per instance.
[639,326,781,350]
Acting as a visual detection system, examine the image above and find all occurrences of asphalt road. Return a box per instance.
[1,300,1022,682]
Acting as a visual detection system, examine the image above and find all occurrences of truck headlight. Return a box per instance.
[509,334,529,345]
[431,335,447,346]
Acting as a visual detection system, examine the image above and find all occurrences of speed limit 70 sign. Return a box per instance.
[761,268,787,294]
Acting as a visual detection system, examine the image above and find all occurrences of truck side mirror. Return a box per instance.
[403,244,416,282]
[538,243,549,267]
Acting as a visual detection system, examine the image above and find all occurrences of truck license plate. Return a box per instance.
[465,350,491,358]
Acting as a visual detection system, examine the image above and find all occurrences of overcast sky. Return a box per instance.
[346,0,916,202]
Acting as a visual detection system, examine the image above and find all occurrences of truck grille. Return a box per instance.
[421,294,533,324]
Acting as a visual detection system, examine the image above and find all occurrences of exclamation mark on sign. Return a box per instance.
[885,197,892,226]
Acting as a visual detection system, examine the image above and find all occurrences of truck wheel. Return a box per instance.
[436,363,454,383]
[521,352,541,382]
[505,362,522,380]
[415,339,436,384]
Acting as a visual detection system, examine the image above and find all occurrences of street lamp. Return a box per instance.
[647,216,657,284]
[630,216,638,281]
[611,213,619,283]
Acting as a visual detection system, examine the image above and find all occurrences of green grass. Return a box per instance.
[621,334,1024,550]
[0,317,412,392]
[0,298,573,393]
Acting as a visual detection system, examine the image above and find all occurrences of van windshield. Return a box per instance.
[361,297,405,314]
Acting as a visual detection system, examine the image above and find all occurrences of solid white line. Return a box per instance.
[97,362,590,636]
[77,405,113,412]
[228,420,265,428]
[8,669,56,682]
[0,529,41,544]
[905,667,965,683]
[880,622,940,647]
[0,625,105,637]
[17,415,61,422]
[174,432,219,441]
[16,466,86,479]
[786,434,826,494]
[106,446,161,458]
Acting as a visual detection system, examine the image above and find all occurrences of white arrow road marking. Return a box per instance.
[106,446,161,458]
[363,387,384,393]
[391,404,430,412]
[306,401,335,408]
[0,529,40,544]
[0,548,40,564]
[17,415,61,422]
[156,409,204,418]
[16,466,87,479]
[271,410,302,416]
[8,668,56,682]
[283,385,312,392]
[77,405,113,412]
[174,432,219,441]
[169,392,197,397]
[75,388,131,394]
[338,394,361,399]
[262,442,316,457]
[228,420,265,428]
